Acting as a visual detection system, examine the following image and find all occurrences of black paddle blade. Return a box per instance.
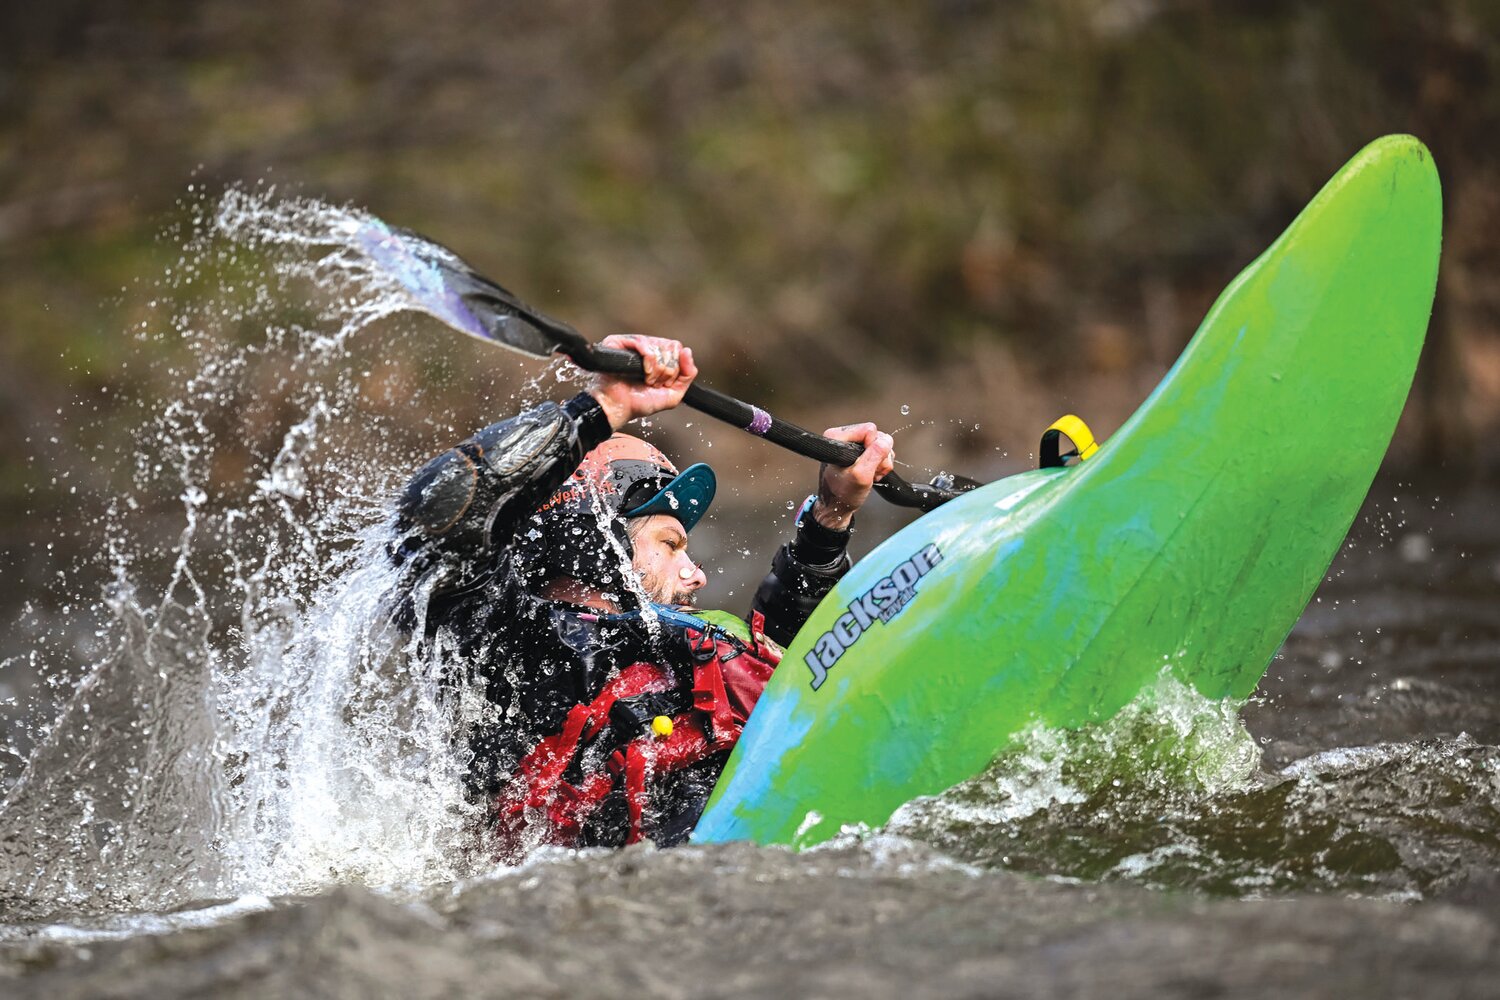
[354,218,591,360]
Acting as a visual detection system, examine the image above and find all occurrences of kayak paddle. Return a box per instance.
[352,217,980,511]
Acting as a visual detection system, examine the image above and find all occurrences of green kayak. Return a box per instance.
[693,134,1442,847]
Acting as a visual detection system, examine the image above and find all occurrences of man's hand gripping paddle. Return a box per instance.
[353,218,980,512]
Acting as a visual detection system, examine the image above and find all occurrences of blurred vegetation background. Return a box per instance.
[3,0,1500,603]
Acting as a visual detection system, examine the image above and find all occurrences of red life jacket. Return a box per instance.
[492,608,782,861]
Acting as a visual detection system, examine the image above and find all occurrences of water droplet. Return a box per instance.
[900,404,910,415]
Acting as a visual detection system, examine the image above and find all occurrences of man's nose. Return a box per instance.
[678,558,708,591]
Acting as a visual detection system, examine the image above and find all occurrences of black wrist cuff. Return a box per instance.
[792,513,852,567]
[564,392,613,452]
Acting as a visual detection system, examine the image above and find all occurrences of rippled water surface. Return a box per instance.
[1,192,1498,997]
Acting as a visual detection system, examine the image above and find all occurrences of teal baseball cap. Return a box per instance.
[620,461,716,532]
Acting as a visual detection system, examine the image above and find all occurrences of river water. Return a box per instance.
[1,193,1498,997]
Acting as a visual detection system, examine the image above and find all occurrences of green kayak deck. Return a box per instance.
[693,134,1442,847]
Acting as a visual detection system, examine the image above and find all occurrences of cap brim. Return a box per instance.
[622,462,715,532]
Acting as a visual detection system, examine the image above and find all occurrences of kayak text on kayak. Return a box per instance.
[804,543,944,690]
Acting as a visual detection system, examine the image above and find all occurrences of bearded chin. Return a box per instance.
[636,569,698,608]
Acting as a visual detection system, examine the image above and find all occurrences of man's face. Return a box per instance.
[630,514,707,606]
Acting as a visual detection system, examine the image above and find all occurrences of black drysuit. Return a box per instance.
[389,391,852,844]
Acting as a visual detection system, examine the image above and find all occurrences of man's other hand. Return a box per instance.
[812,423,895,530]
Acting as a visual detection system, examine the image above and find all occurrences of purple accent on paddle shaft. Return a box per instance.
[746,406,772,436]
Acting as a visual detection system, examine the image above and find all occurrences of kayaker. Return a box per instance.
[389,334,894,858]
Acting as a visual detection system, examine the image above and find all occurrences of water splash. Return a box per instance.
[0,188,496,920]
[886,670,1500,899]
[893,669,1261,830]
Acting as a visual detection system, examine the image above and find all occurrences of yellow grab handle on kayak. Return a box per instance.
[1040,415,1099,468]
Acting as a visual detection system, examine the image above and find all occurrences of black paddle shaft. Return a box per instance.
[372,223,977,512]
[579,345,966,511]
